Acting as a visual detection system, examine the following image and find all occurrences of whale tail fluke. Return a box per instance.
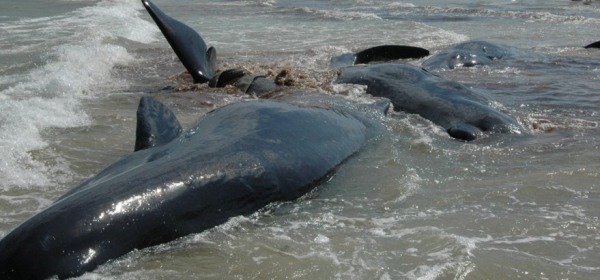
[142,0,216,83]
[135,95,183,152]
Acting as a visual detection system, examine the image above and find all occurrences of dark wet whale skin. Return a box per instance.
[0,96,388,280]
[336,63,526,140]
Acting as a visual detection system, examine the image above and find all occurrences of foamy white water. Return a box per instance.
[0,0,157,188]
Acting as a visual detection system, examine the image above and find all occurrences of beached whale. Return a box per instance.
[336,63,526,140]
[423,39,600,69]
[142,0,216,83]
[0,93,389,279]
[421,40,528,70]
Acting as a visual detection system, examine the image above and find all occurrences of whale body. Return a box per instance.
[422,40,526,70]
[336,63,526,140]
[0,94,389,279]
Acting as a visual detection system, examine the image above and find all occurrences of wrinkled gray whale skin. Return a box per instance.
[142,0,216,83]
[336,63,526,140]
[422,40,526,70]
[0,94,389,280]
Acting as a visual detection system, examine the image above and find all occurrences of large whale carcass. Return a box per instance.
[0,93,390,279]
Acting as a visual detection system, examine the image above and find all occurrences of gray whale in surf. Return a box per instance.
[336,63,526,140]
[142,0,216,83]
[0,94,389,279]
[424,40,600,69]
[422,40,527,70]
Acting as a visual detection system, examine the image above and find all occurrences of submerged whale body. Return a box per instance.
[336,63,526,140]
[0,94,389,279]
[422,40,524,70]
[142,0,216,83]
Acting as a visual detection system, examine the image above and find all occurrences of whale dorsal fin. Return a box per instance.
[134,95,183,151]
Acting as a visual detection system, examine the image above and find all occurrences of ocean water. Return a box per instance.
[1,0,599,279]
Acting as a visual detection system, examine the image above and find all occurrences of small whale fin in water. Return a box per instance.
[207,46,217,77]
[584,41,600,49]
[134,95,183,151]
[142,0,216,83]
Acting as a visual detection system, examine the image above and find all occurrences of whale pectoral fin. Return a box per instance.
[135,95,183,151]
[447,123,482,141]
[206,46,217,78]
[354,45,430,64]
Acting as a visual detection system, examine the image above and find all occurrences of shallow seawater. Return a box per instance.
[1,0,600,279]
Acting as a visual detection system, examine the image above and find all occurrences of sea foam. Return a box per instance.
[0,0,156,189]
